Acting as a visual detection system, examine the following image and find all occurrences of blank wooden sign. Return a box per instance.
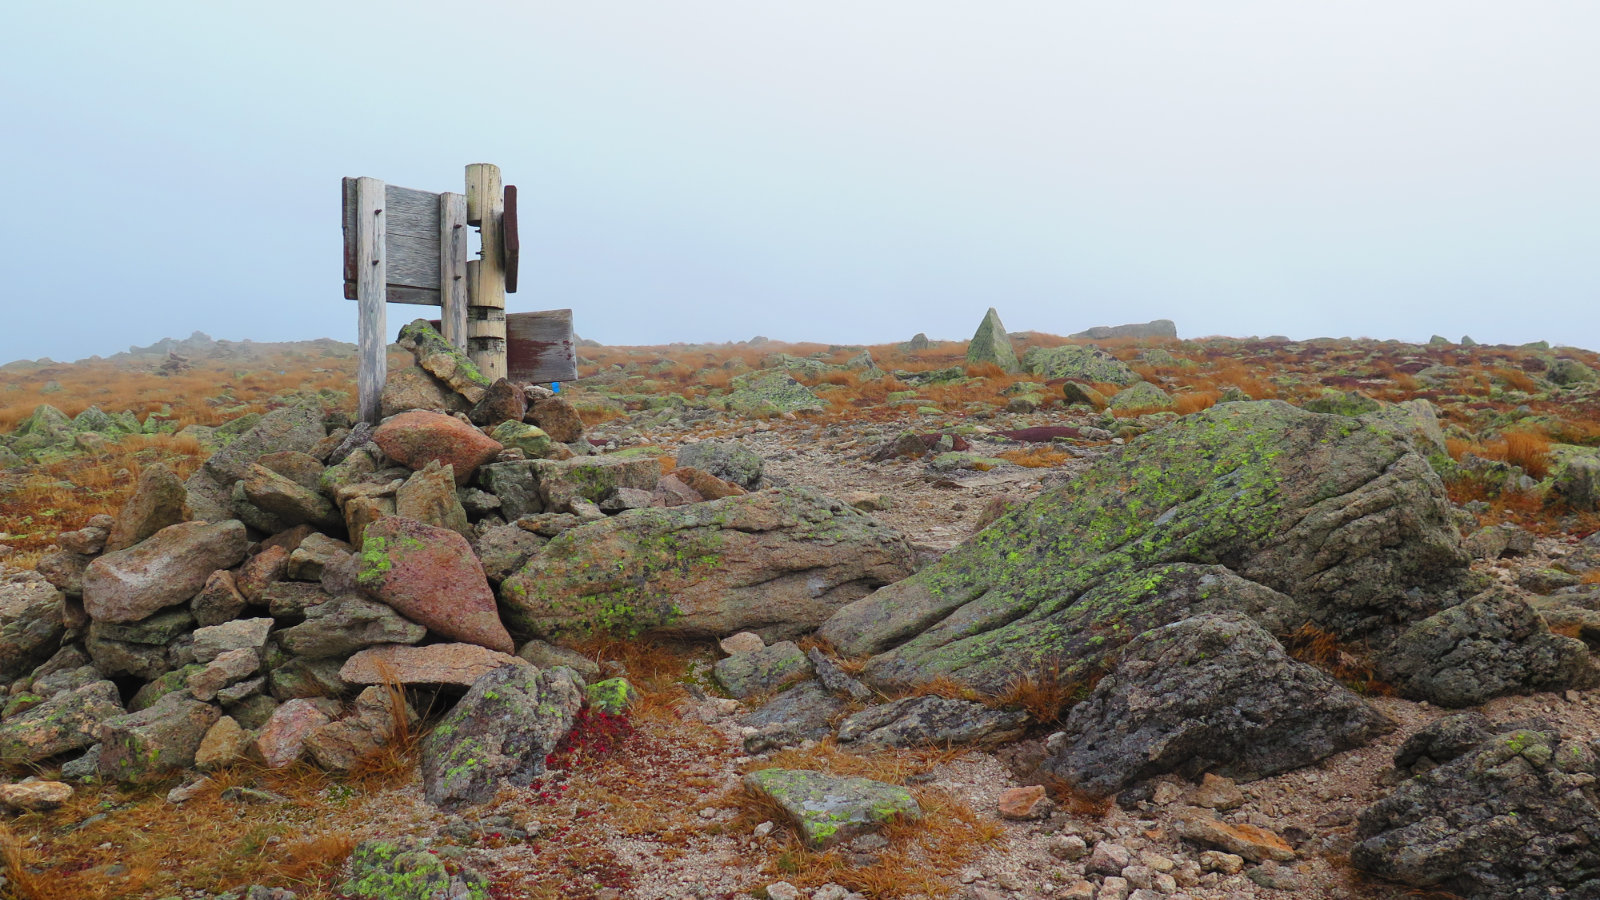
[342,179,463,306]
[426,308,576,384]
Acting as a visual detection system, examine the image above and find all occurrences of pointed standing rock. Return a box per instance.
[966,308,1021,374]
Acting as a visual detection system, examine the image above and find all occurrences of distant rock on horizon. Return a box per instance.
[1069,319,1178,340]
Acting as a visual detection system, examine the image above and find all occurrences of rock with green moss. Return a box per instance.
[0,680,124,763]
[1061,381,1109,408]
[1300,389,1382,417]
[528,454,661,512]
[1108,382,1176,411]
[725,370,824,416]
[96,691,220,783]
[676,441,763,489]
[341,838,491,900]
[818,401,1471,694]
[585,677,634,714]
[419,664,583,808]
[742,768,921,849]
[397,319,492,405]
[966,308,1021,374]
[1354,719,1600,898]
[500,486,916,642]
[355,516,513,653]
[1547,357,1598,387]
[1548,445,1600,512]
[488,421,554,459]
[1022,345,1141,386]
[713,641,812,699]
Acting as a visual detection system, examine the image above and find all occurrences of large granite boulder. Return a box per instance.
[0,579,67,680]
[82,520,249,622]
[106,463,190,552]
[1045,614,1392,797]
[184,406,326,522]
[1353,717,1600,899]
[0,680,123,763]
[419,665,583,807]
[97,692,221,783]
[499,486,916,641]
[372,410,501,486]
[819,401,1470,693]
[355,516,513,653]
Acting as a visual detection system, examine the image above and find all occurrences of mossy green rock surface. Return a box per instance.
[499,487,915,642]
[419,664,583,808]
[1108,381,1176,411]
[1022,345,1141,386]
[725,370,824,415]
[341,839,491,900]
[712,641,812,699]
[818,401,1470,693]
[488,421,554,459]
[585,677,635,714]
[742,768,921,848]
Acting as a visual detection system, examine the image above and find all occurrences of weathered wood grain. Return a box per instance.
[355,177,387,425]
[343,181,443,302]
[505,309,576,384]
[439,192,468,351]
[465,163,508,380]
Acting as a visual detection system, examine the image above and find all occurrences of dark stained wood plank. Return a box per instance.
[503,184,519,294]
[506,309,575,384]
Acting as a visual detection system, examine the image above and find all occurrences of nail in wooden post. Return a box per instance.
[438,192,469,351]
[465,163,507,381]
[355,176,387,425]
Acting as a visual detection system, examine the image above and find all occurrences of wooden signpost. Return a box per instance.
[342,163,576,423]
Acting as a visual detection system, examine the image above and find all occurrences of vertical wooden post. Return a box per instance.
[438,192,469,351]
[355,177,387,425]
[465,163,507,381]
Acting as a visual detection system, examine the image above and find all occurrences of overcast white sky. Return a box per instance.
[2,2,1597,363]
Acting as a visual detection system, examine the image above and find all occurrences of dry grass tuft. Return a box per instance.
[1285,624,1395,696]
[993,447,1072,468]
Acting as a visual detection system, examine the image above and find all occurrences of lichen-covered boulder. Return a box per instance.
[1378,587,1594,707]
[341,838,492,900]
[356,516,513,653]
[97,692,221,783]
[372,410,501,486]
[277,595,426,659]
[529,454,662,512]
[184,406,326,522]
[725,370,824,415]
[1353,719,1600,898]
[241,464,341,530]
[82,520,249,623]
[397,318,493,404]
[1045,614,1392,797]
[419,665,583,807]
[675,441,763,489]
[0,680,123,763]
[1108,381,1176,411]
[1549,445,1600,512]
[712,640,812,698]
[1022,344,1141,385]
[394,460,472,539]
[488,421,554,459]
[966,307,1021,374]
[819,401,1470,693]
[500,486,916,641]
[742,769,921,849]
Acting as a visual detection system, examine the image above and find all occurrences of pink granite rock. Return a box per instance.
[82,520,248,623]
[340,643,528,687]
[372,410,501,485]
[355,516,514,653]
[252,699,334,769]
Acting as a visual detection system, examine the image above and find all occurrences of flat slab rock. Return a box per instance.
[742,768,921,848]
[837,695,1027,748]
[340,643,528,687]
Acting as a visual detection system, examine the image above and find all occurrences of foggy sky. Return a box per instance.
[2,1,1597,364]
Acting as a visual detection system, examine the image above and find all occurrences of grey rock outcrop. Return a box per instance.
[419,665,583,807]
[819,402,1470,694]
[1045,614,1392,797]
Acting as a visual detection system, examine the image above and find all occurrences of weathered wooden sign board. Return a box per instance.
[341,164,575,424]
[430,309,576,385]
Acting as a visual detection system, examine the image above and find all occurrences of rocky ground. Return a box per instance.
[0,317,1596,900]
